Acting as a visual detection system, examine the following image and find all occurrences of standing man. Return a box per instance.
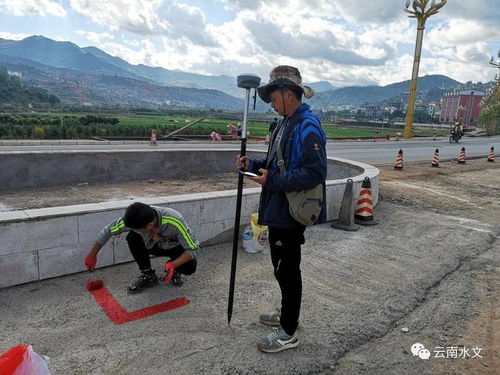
[236,66,327,353]
[85,202,198,294]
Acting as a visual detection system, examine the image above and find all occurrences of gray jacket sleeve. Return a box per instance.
[96,217,128,245]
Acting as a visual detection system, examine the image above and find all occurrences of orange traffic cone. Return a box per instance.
[487,147,494,162]
[394,149,403,170]
[431,148,439,167]
[354,177,378,226]
[457,147,466,164]
[150,130,157,146]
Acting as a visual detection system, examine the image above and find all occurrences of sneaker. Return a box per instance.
[259,308,281,326]
[171,271,185,287]
[127,270,158,294]
[257,327,299,353]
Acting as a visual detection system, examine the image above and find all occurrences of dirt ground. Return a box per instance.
[329,159,500,375]
[380,160,500,224]
[0,173,260,212]
[1,158,498,375]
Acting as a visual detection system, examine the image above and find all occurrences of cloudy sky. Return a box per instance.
[0,0,499,87]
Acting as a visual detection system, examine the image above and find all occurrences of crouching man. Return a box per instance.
[84,202,198,294]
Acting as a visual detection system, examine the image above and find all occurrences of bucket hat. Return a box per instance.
[257,65,314,103]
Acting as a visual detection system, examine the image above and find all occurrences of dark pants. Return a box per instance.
[126,231,197,275]
[269,226,306,336]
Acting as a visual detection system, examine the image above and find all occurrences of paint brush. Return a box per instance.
[86,271,104,291]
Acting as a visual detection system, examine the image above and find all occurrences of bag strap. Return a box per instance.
[276,124,287,173]
[268,120,287,170]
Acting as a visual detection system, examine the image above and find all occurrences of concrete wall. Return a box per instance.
[0,151,378,288]
[1,149,365,190]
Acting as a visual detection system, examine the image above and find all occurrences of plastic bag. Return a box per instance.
[0,345,51,375]
[242,213,268,254]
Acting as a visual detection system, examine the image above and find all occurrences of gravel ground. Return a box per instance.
[0,172,259,212]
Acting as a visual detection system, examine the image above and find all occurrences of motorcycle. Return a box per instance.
[449,132,460,143]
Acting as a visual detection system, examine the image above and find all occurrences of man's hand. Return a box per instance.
[85,254,97,271]
[162,261,176,283]
[236,155,250,170]
[151,233,163,242]
[248,168,268,185]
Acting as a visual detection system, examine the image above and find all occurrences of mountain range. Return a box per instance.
[0,35,475,110]
[311,75,463,108]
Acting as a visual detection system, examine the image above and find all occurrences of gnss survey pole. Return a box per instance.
[227,74,261,325]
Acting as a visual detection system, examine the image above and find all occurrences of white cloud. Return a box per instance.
[96,39,158,66]
[70,0,217,45]
[75,31,115,44]
[0,0,67,17]
[335,0,403,23]
[0,31,31,40]
[157,2,218,46]
[2,0,498,86]
[444,0,499,22]
[427,19,500,47]
[70,0,164,35]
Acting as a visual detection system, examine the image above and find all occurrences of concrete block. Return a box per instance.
[200,196,239,223]
[162,192,215,203]
[24,204,103,219]
[24,217,79,252]
[0,221,28,255]
[78,210,122,243]
[0,251,38,288]
[38,241,113,279]
[96,200,136,210]
[196,220,232,243]
[113,236,134,264]
[241,192,260,217]
[165,201,202,226]
[0,210,30,223]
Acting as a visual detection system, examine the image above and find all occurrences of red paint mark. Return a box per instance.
[89,286,189,325]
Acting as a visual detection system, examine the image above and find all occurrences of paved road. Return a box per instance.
[1,136,499,165]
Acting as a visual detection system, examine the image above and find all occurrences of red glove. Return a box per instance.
[162,261,176,283]
[85,255,97,271]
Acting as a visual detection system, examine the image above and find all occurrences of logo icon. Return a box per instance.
[418,348,431,360]
[411,343,430,360]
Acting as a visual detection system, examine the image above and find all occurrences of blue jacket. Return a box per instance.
[249,103,327,227]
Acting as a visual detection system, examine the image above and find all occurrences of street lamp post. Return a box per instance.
[403,0,447,138]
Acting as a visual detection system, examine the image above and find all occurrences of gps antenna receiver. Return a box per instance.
[237,74,261,89]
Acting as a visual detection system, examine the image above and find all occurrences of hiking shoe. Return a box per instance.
[171,271,185,287]
[257,327,299,353]
[127,270,158,294]
[259,308,281,326]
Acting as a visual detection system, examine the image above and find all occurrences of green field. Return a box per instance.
[117,115,449,138]
[0,111,450,139]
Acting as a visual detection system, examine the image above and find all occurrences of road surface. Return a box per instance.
[1,136,499,165]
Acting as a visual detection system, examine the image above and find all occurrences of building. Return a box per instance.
[427,102,440,122]
[439,90,484,126]
[365,104,383,118]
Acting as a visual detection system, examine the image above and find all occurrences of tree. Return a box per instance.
[478,82,500,135]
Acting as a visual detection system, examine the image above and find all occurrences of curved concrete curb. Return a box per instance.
[0,149,379,288]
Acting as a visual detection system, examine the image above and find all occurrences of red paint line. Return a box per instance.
[89,286,189,325]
